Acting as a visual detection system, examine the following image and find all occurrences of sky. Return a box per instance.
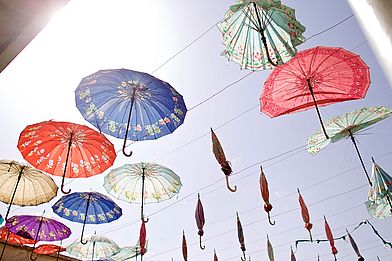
[0,0,391,260]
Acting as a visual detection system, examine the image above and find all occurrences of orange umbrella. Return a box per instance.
[211,128,236,192]
[236,212,246,261]
[324,216,338,261]
[214,249,218,261]
[260,167,275,225]
[195,193,205,250]
[297,188,313,241]
[182,230,187,261]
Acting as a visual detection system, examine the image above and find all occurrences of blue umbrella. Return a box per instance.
[75,69,187,157]
[52,192,122,244]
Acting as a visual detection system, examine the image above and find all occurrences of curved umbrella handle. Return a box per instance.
[225,175,237,192]
[199,235,205,250]
[241,251,246,261]
[122,139,133,157]
[267,212,276,226]
[61,175,71,194]
[29,251,38,261]
[142,215,149,223]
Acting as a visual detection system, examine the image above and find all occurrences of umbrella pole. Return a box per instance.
[0,229,11,261]
[81,193,92,244]
[348,131,372,186]
[307,80,329,139]
[122,88,137,157]
[61,132,73,194]
[4,166,24,222]
[56,240,62,261]
[91,240,96,261]
[30,210,45,261]
[141,168,149,223]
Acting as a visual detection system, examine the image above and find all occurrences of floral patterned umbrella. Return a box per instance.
[18,120,116,194]
[195,193,206,250]
[0,226,35,260]
[75,68,187,157]
[109,241,148,261]
[365,158,392,219]
[33,243,66,255]
[104,162,181,223]
[217,0,306,70]
[52,191,122,244]
[297,188,313,241]
[259,166,275,225]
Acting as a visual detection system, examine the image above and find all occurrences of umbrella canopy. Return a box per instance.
[267,235,274,261]
[324,216,338,261]
[18,120,116,194]
[109,241,148,261]
[261,46,371,138]
[236,212,246,261]
[0,226,35,245]
[195,193,206,250]
[33,244,66,255]
[307,106,392,185]
[104,162,182,223]
[365,159,392,219]
[297,188,313,241]
[346,229,364,261]
[0,160,58,222]
[211,128,237,192]
[67,234,120,260]
[217,0,306,70]
[182,230,187,261]
[52,191,122,244]
[75,68,187,157]
[259,167,275,225]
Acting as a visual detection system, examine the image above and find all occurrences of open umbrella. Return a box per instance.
[307,106,392,185]
[290,246,296,261]
[104,162,181,223]
[267,235,274,261]
[214,249,218,261]
[75,68,187,157]
[67,233,120,260]
[211,128,237,192]
[261,46,371,139]
[324,216,338,261]
[346,229,364,261]
[52,191,122,244]
[236,212,247,261]
[195,193,206,250]
[33,244,66,255]
[0,226,36,260]
[18,120,116,194]
[6,212,71,261]
[182,230,187,261]
[109,241,148,261]
[0,160,58,222]
[259,166,275,225]
[365,158,392,219]
[297,188,313,241]
[217,0,306,70]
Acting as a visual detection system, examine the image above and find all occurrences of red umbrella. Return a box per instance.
[260,46,370,138]
[18,120,116,194]
[346,229,364,261]
[182,230,187,261]
[33,244,65,254]
[297,188,313,241]
[214,249,218,261]
[0,226,36,260]
[324,216,338,261]
[236,212,246,261]
[259,166,275,225]
[290,246,296,261]
[195,193,206,250]
[139,221,147,260]
[211,128,236,192]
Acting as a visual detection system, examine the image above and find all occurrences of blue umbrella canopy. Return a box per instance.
[75,68,187,157]
[52,192,122,244]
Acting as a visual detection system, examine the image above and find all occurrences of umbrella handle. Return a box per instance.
[225,175,237,192]
[199,235,205,250]
[122,89,137,157]
[61,134,73,194]
[241,251,246,261]
[122,140,133,157]
[142,216,149,223]
[308,230,313,242]
[81,193,91,244]
[29,251,38,261]
[267,212,276,226]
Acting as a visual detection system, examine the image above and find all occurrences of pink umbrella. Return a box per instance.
[297,188,313,241]
[324,216,338,261]
[260,167,275,225]
[195,193,206,250]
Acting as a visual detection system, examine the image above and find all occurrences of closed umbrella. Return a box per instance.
[290,246,296,261]
[182,230,187,261]
[267,235,274,261]
[297,188,313,241]
[214,249,218,261]
[260,166,275,225]
[324,216,338,261]
[346,229,364,261]
[195,193,206,250]
[139,221,147,261]
[236,212,246,261]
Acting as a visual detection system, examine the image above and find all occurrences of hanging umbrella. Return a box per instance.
[195,193,206,250]
[18,120,116,194]
[217,0,306,70]
[236,212,246,261]
[259,166,275,225]
[6,212,71,261]
[0,160,58,222]
[139,221,147,261]
[214,249,218,261]
[267,235,274,261]
[0,226,36,260]
[290,246,296,261]
[365,158,392,219]
[346,229,364,261]
[297,188,313,241]
[324,216,338,261]
[307,106,392,185]
[104,162,181,223]
[67,233,120,260]
[52,191,122,244]
[75,68,187,157]
[33,244,66,255]
[261,46,371,139]
[182,230,187,261]
[110,241,148,261]
[211,128,237,192]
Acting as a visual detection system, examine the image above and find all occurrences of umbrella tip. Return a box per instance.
[210,127,214,132]
[260,165,263,171]
[297,188,300,193]
[371,157,375,163]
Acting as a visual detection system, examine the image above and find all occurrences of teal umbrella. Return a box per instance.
[217,0,306,70]
[110,241,148,261]
[365,158,392,219]
[307,106,392,185]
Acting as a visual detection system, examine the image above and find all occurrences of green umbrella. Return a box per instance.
[110,241,148,261]
[307,106,392,185]
[365,158,392,219]
[217,0,305,70]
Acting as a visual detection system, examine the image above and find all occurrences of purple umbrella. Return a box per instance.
[6,211,71,261]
